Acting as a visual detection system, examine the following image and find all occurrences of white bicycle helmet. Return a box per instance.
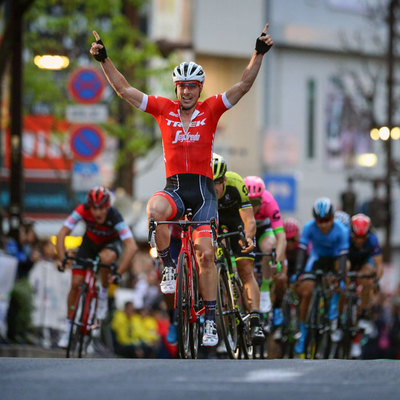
[172,62,205,83]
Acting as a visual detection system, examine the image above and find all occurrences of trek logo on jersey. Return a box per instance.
[165,118,207,128]
[172,130,200,144]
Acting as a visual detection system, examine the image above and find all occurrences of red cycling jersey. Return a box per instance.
[64,204,132,245]
[139,93,232,179]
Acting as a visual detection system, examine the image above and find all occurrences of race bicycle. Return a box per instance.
[148,210,216,359]
[214,226,275,359]
[60,254,117,358]
[304,262,339,360]
[330,270,376,359]
[280,283,300,358]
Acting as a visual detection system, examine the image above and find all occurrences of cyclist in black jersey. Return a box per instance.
[213,153,265,344]
[56,186,138,348]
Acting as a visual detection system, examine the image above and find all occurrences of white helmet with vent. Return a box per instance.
[172,62,205,83]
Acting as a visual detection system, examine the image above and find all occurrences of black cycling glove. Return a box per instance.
[94,39,108,63]
[255,32,272,54]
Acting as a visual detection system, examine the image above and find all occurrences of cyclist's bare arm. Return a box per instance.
[373,253,384,280]
[117,237,138,276]
[274,230,287,265]
[56,225,71,267]
[90,31,145,109]
[239,207,257,252]
[225,23,273,106]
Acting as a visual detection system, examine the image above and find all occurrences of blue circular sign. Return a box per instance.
[70,125,104,161]
[68,67,105,104]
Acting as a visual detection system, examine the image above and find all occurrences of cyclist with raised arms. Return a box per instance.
[56,186,138,348]
[90,26,273,347]
[349,213,383,326]
[244,176,287,333]
[292,197,349,357]
[212,153,265,344]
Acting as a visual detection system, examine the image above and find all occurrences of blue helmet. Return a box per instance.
[312,197,334,219]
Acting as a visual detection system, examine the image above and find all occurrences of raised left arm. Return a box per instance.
[225,23,273,106]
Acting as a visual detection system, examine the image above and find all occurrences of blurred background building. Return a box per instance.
[0,0,399,257]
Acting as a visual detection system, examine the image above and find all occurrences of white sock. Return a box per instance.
[99,286,108,299]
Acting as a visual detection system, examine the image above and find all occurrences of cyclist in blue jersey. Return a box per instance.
[292,197,349,356]
[349,213,383,326]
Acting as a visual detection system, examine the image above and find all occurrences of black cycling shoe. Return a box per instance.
[250,325,265,344]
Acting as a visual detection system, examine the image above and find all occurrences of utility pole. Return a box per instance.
[8,0,23,240]
[383,0,397,261]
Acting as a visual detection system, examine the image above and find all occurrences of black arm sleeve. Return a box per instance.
[295,247,307,275]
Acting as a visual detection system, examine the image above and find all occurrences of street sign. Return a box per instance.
[69,125,104,161]
[263,174,297,212]
[72,161,100,191]
[66,104,108,123]
[67,67,106,104]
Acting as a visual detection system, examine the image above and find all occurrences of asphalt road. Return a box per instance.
[1,358,398,400]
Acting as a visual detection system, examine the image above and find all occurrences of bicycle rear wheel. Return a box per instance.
[189,258,201,359]
[177,253,190,359]
[216,263,239,359]
[67,289,86,358]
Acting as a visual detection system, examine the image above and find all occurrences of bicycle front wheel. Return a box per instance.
[67,289,86,358]
[216,263,239,359]
[177,253,191,359]
[189,257,201,359]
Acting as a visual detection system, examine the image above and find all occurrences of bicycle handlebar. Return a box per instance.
[346,271,376,280]
[61,254,117,273]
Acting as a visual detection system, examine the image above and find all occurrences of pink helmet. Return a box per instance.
[244,176,265,198]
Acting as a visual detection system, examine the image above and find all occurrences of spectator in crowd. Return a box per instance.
[111,301,158,358]
[5,221,41,279]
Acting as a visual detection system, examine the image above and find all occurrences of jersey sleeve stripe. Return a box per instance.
[64,211,82,230]
[139,94,148,111]
[115,221,133,240]
[222,92,233,109]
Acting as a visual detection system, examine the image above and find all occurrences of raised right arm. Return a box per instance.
[90,30,145,109]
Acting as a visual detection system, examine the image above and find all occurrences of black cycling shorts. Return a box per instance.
[75,234,122,269]
[153,174,218,239]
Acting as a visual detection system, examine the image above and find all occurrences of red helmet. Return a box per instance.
[283,217,300,239]
[86,186,111,208]
[351,213,371,237]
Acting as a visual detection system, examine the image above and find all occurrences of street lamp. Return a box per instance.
[33,55,69,70]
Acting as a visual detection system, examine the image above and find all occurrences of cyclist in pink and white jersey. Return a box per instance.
[90,26,274,347]
[244,176,287,334]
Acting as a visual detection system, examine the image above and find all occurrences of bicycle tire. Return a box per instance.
[66,289,86,358]
[336,296,356,359]
[81,295,97,357]
[177,252,190,359]
[216,263,239,359]
[305,291,320,360]
[189,257,200,359]
[281,293,298,359]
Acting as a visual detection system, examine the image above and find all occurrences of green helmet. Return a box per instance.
[212,153,227,181]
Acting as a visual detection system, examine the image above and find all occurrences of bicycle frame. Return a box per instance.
[174,222,205,323]
[64,255,115,358]
[148,212,216,359]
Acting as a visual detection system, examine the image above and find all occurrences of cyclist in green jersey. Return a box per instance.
[212,153,265,344]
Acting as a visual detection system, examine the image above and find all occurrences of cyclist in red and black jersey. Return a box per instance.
[90,25,274,347]
[56,186,138,348]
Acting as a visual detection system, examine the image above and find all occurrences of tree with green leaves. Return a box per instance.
[1,0,174,199]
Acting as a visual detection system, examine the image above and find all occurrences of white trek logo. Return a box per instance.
[165,118,207,128]
[172,131,200,144]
